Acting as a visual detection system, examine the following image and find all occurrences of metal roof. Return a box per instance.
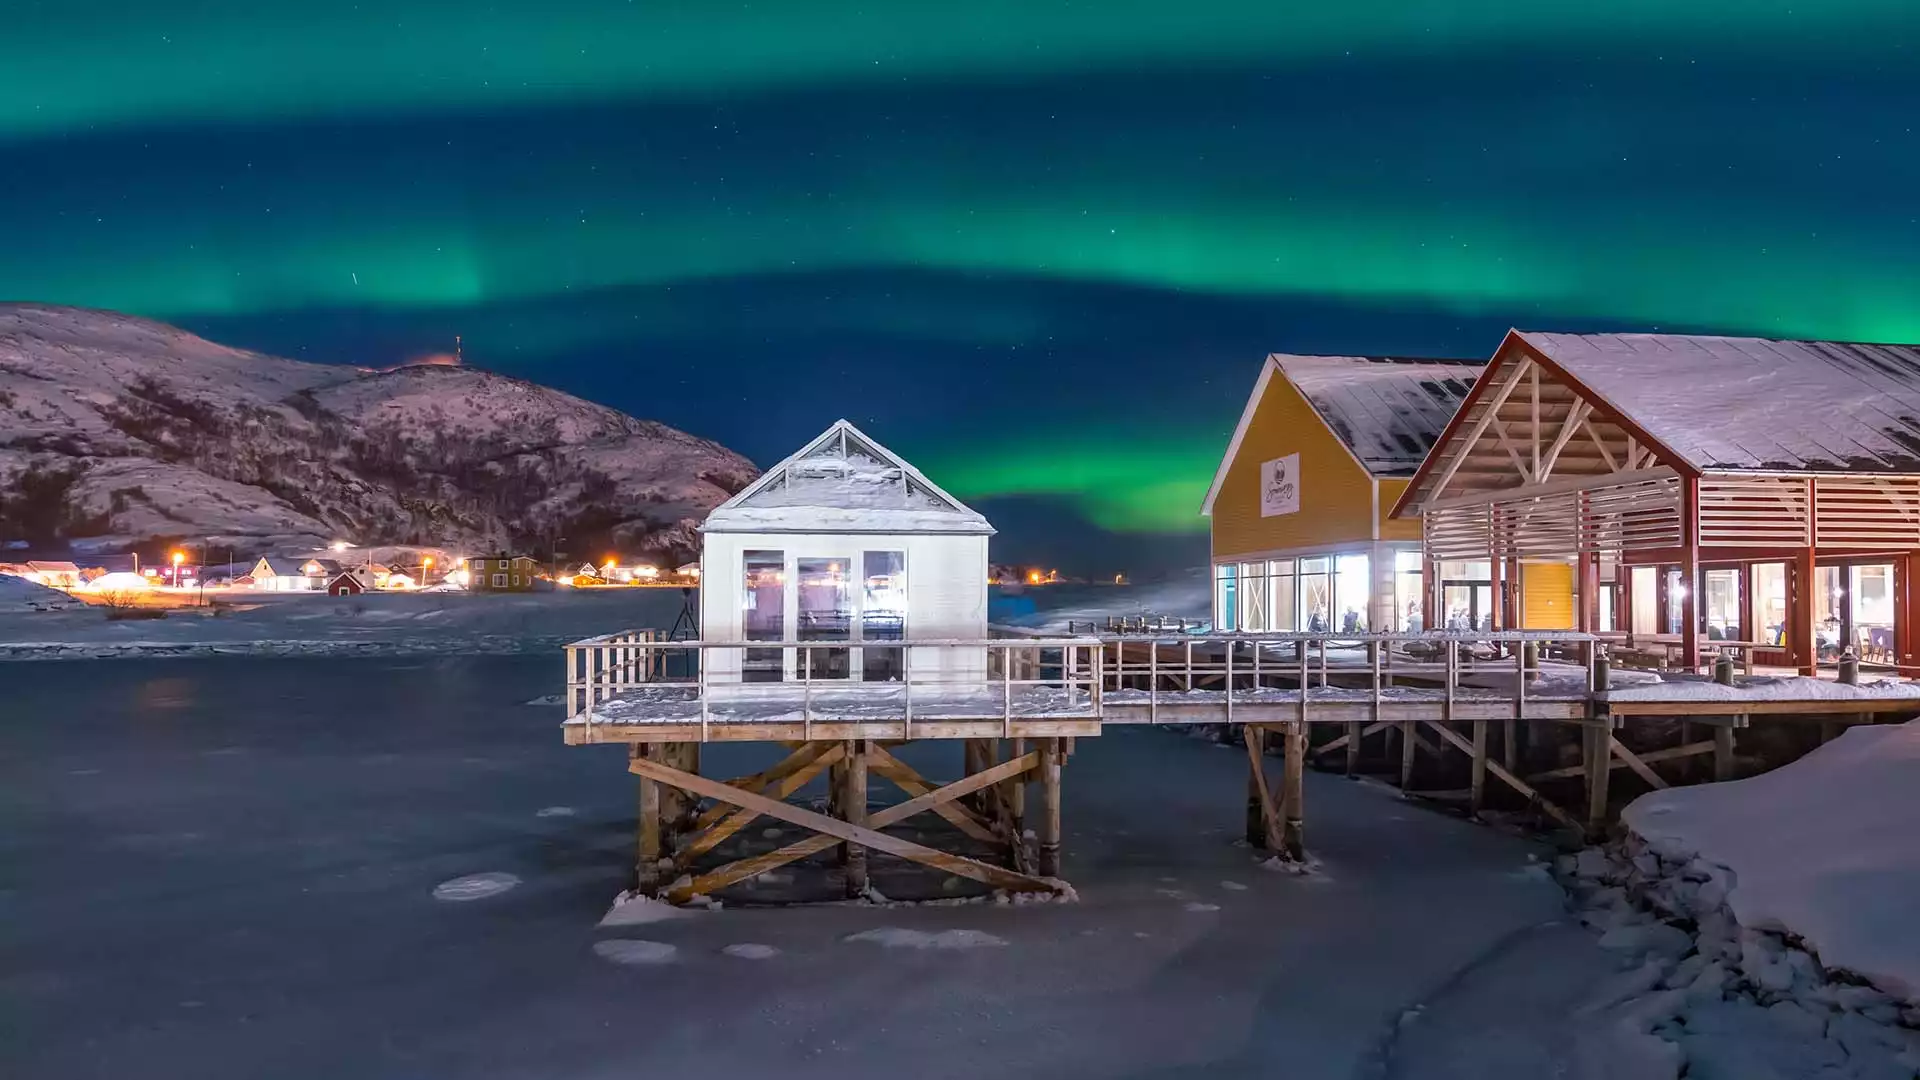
[1519,332,1920,473]
[1273,355,1482,477]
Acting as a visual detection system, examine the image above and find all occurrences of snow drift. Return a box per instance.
[1622,719,1920,1002]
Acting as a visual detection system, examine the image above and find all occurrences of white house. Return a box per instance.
[698,420,994,688]
[246,556,316,591]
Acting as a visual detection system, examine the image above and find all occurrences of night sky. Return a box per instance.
[4,3,1916,573]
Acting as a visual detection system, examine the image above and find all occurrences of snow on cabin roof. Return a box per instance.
[1519,331,1920,473]
[704,420,993,535]
[1273,355,1481,476]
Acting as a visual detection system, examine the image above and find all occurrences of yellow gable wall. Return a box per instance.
[1211,368,1379,559]
[1376,478,1422,543]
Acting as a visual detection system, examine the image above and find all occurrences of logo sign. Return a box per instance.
[1260,454,1300,517]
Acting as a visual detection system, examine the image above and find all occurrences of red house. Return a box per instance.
[326,570,371,596]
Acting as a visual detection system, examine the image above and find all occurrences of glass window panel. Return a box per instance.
[1598,587,1616,632]
[1298,559,1331,632]
[1439,560,1491,580]
[1630,566,1658,636]
[1815,566,1843,660]
[1335,553,1371,633]
[1852,563,1894,663]
[861,551,906,681]
[796,557,852,680]
[1214,564,1237,632]
[1240,561,1268,631]
[1396,549,1425,574]
[743,550,786,683]
[1750,563,1787,647]
[1704,569,1740,640]
[1270,570,1297,631]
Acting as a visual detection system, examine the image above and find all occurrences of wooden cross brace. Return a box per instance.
[629,748,1062,903]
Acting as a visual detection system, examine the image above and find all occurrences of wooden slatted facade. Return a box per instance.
[1395,330,1920,676]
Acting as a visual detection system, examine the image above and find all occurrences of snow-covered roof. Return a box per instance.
[1203,354,1479,515]
[25,560,81,573]
[1275,355,1481,477]
[704,420,993,536]
[1519,331,1920,474]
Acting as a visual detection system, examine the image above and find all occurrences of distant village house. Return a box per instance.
[469,555,539,592]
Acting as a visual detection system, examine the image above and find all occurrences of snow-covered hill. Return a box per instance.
[0,304,758,558]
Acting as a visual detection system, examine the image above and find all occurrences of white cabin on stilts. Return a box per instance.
[699,419,996,691]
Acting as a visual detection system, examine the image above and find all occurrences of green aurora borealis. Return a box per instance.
[4,2,1916,562]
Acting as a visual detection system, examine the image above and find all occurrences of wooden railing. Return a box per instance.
[1091,631,1603,721]
[562,633,1105,732]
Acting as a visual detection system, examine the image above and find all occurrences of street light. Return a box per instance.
[171,550,184,587]
[421,555,433,588]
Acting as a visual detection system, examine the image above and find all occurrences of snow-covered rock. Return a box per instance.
[1622,719,1920,1002]
[0,304,757,557]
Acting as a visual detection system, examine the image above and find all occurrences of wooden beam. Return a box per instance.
[1422,719,1578,831]
[1280,720,1306,861]
[1530,363,1542,480]
[690,742,836,833]
[1607,736,1670,791]
[865,744,1001,844]
[1426,357,1533,504]
[1470,720,1489,815]
[650,751,1054,901]
[1526,739,1715,782]
[673,742,845,869]
[1538,401,1593,484]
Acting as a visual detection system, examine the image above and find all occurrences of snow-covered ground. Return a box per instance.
[0,587,691,660]
[1543,720,1920,1079]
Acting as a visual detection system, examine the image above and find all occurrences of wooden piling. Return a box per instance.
[843,740,868,897]
[1584,722,1611,838]
[1714,723,1737,782]
[1345,720,1362,775]
[1280,720,1305,862]
[636,744,662,892]
[1470,720,1489,816]
[1038,738,1063,877]
[1244,726,1268,847]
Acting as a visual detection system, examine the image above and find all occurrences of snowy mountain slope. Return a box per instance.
[0,304,758,557]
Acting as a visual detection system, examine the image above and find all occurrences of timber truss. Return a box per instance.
[627,738,1071,903]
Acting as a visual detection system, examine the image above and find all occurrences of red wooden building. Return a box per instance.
[1394,330,1920,675]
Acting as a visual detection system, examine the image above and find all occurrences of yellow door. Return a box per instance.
[1521,561,1576,629]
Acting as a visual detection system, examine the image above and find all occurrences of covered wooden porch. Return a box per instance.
[1394,330,1920,676]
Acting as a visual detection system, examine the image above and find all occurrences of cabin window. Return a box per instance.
[1395,550,1425,632]
[1850,563,1895,664]
[1213,564,1237,632]
[861,551,906,681]
[1297,557,1331,632]
[796,557,852,680]
[1750,563,1787,646]
[1703,569,1741,641]
[1334,554,1371,633]
[492,574,506,587]
[1630,566,1658,636]
[1238,561,1268,631]
[743,550,786,682]
[1267,560,1297,631]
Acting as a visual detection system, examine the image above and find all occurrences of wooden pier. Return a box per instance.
[562,630,1920,904]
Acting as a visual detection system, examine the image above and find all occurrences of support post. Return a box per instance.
[843,740,868,897]
[1584,722,1611,838]
[1281,720,1306,861]
[1680,475,1701,672]
[1714,724,1737,782]
[1471,719,1489,816]
[1399,720,1416,788]
[1792,546,1817,676]
[636,744,662,893]
[1038,738,1063,877]
[1244,725,1268,848]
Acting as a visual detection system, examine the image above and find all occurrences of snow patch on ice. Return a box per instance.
[598,891,694,927]
[843,927,1008,950]
[593,939,679,966]
[534,805,576,818]
[432,871,520,902]
[1183,902,1222,913]
[1219,880,1249,892]
[523,694,567,706]
[722,943,779,960]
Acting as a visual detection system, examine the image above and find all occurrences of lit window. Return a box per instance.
[492,574,507,587]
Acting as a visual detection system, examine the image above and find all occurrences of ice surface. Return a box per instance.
[592,939,680,966]
[1622,720,1920,1001]
[843,927,1009,950]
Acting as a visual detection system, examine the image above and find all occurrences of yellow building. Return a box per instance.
[1201,354,1479,633]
